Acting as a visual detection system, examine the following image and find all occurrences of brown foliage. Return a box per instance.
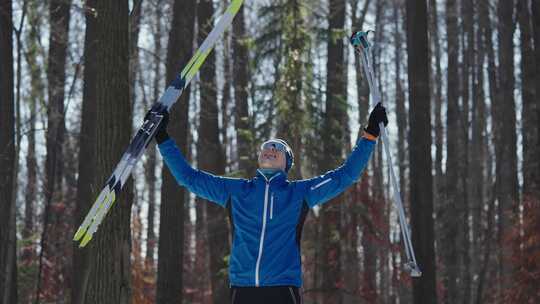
[502,196,540,303]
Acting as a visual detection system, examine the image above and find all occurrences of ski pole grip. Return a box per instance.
[350,31,371,49]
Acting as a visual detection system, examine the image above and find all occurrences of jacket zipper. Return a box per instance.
[270,193,274,220]
[255,172,280,286]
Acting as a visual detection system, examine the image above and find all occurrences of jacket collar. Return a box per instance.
[255,169,288,186]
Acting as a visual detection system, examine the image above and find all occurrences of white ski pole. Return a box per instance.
[350,31,421,277]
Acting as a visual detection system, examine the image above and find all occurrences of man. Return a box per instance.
[154,103,388,303]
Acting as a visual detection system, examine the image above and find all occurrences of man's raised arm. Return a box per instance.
[301,103,388,207]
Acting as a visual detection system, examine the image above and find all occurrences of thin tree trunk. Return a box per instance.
[22,0,45,263]
[395,0,408,204]
[275,0,306,179]
[196,1,229,302]
[442,0,460,302]
[320,0,346,302]
[518,0,539,200]
[145,0,161,271]
[84,1,132,302]
[36,0,71,302]
[352,0,372,124]
[221,0,231,172]
[0,0,17,302]
[534,1,540,164]
[460,0,474,301]
[470,1,488,301]
[495,0,518,284]
[233,4,254,175]
[156,0,196,303]
[405,0,437,302]
[72,1,98,303]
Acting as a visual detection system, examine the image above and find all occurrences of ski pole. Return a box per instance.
[350,31,422,277]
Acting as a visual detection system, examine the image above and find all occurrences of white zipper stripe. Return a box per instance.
[255,183,270,286]
[310,178,332,190]
[254,172,280,286]
[270,194,274,219]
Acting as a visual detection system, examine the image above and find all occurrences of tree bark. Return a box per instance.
[442,0,460,302]
[460,0,474,301]
[495,0,518,282]
[518,0,539,200]
[319,0,346,302]
[36,0,72,301]
[0,0,18,302]
[156,0,196,303]
[83,1,132,302]
[233,4,254,175]
[145,0,161,271]
[196,1,230,302]
[22,0,45,262]
[72,1,98,303]
[470,1,488,301]
[405,0,437,302]
[533,1,540,169]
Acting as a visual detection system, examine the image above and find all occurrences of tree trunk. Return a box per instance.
[495,0,518,282]
[83,1,132,302]
[518,0,539,200]
[145,0,161,271]
[460,0,474,301]
[534,1,540,167]
[352,0,371,124]
[478,0,502,298]
[0,0,17,302]
[470,1,488,301]
[22,0,46,264]
[196,1,230,302]
[275,0,306,179]
[36,0,72,301]
[405,0,437,302]
[233,4,254,175]
[441,0,460,302]
[320,0,346,302]
[72,0,98,303]
[156,0,196,302]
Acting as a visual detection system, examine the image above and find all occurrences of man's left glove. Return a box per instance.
[365,102,389,138]
[144,104,170,144]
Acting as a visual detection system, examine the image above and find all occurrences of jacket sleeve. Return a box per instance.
[302,137,376,208]
[158,138,238,207]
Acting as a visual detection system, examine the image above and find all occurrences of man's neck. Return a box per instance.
[258,168,281,179]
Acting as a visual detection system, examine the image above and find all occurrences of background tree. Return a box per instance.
[318,0,347,302]
[196,0,230,302]
[405,0,437,302]
[233,4,254,175]
[156,0,195,303]
[72,0,97,303]
[0,0,17,302]
[83,0,132,302]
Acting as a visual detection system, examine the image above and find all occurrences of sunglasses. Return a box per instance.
[260,140,288,153]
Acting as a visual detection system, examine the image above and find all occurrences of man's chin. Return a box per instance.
[259,163,279,170]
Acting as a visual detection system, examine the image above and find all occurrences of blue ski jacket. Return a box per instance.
[158,136,375,287]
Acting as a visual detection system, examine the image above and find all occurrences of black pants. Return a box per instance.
[230,286,302,304]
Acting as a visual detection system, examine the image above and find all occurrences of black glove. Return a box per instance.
[145,104,170,144]
[365,102,388,137]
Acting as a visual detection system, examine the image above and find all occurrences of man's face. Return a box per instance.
[258,142,286,171]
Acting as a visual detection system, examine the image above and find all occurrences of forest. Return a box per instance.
[0,0,539,303]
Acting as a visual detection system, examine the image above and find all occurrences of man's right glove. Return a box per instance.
[144,104,170,144]
[365,102,389,138]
